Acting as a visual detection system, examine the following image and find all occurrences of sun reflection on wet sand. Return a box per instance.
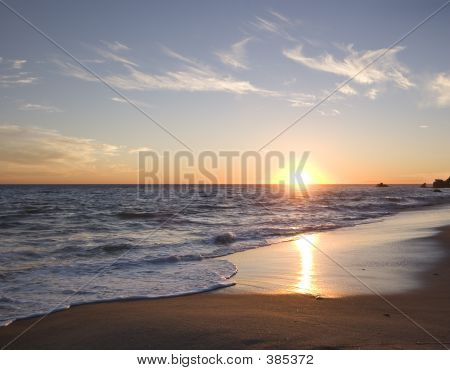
[295,234,317,294]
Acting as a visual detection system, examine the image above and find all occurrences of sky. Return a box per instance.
[0,0,449,184]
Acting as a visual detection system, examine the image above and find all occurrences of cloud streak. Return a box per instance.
[283,44,414,89]
[12,59,27,69]
[55,41,362,110]
[365,88,379,100]
[110,96,152,108]
[215,37,252,70]
[54,59,97,82]
[101,41,130,52]
[0,73,37,86]
[286,92,317,107]
[0,58,37,86]
[0,124,156,182]
[94,47,138,67]
[428,73,450,107]
[105,64,277,96]
[19,103,62,113]
[251,11,296,41]
[0,124,119,170]
[338,84,357,96]
[58,45,277,97]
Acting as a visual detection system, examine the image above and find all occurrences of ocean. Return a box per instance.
[1,184,449,326]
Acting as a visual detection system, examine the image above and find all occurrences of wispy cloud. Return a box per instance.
[54,59,97,82]
[161,46,198,65]
[268,10,293,25]
[56,41,357,109]
[428,73,450,107]
[318,108,341,116]
[58,44,334,110]
[251,12,296,41]
[0,58,27,69]
[286,92,317,107]
[58,45,277,97]
[0,73,37,87]
[0,58,37,86]
[365,88,379,100]
[80,58,105,64]
[253,16,278,33]
[338,84,357,96]
[110,96,152,108]
[101,41,130,52]
[215,37,252,70]
[12,59,27,69]
[0,124,155,182]
[18,103,62,113]
[0,124,119,171]
[94,47,138,67]
[128,146,152,154]
[283,44,414,89]
[105,64,277,96]
[283,77,297,86]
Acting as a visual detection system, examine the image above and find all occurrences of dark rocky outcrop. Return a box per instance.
[376,182,389,187]
[214,232,236,244]
[433,177,450,188]
[420,183,427,188]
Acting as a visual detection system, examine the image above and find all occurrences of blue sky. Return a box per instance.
[0,0,449,183]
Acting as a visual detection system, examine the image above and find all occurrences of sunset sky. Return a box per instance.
[1,0,449,184]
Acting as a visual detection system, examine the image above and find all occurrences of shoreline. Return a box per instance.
[2,203,448,328]
[223,204,450,297]
[1,207,450,349]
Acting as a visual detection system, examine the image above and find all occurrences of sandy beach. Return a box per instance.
[1,206,450,350]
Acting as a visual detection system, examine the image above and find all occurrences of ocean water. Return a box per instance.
[1,184,450,325]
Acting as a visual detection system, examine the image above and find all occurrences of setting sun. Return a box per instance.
[272,164,326,185]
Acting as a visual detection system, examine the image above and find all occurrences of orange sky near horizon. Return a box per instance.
[1,154,448,185]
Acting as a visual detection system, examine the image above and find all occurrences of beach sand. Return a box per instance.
[1,210,450,350]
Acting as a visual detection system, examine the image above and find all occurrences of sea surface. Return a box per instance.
[1,184,450,325]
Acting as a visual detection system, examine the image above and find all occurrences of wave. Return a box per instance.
[116,211,177,220]
[21,205,59,215]
[147,254,204,264]
[195,204,237,210]
[0,282,236,328]
[90,244,133,254]
[0,262,238,328]
[0,297,14,303]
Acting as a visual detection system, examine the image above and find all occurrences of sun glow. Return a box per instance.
[272,165,320,185]
[298,170,312,185]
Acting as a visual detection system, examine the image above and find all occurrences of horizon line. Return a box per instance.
[0,182,436,186]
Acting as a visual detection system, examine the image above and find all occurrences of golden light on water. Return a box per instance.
[295,234,317,294]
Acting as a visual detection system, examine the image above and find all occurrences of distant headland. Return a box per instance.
[433,177,450,188]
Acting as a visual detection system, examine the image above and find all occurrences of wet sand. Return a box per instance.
[224,205,450,296]
[1,214,450,349]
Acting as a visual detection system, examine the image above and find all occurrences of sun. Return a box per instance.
[273,167,315,185]
[286,170,313,185]
[297,170,313,185]
[270,159,330,185]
